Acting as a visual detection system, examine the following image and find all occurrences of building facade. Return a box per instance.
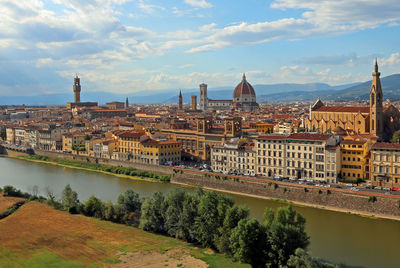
[371,142,400,187]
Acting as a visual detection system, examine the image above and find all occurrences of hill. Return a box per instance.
[260,74,400,102]
[0,201,248,267]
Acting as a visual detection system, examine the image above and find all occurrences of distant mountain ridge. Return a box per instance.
[1,74,399,105]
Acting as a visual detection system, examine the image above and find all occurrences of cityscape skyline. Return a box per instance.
[0,0,400,97]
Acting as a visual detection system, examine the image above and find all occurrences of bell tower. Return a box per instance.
[73,75,81,103]
[178,90,183,110]
[370,59,383,140]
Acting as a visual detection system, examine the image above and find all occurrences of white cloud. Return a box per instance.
[187,0,400,53]
[184,0,213,9]
[379,53,400,67]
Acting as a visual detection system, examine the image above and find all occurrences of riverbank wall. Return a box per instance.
[172,170,400,219]
[0,147,30,157]
[33,150,173,175]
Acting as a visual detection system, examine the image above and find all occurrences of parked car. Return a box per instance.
[383,187,391,191]
[365,185,374,189]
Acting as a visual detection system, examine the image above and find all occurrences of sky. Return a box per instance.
[0,0,400,96]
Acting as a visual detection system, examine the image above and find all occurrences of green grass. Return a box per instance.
[0,249,86,268]
[17,155,171,182]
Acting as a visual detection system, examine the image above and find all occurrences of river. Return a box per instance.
[0,156,399,268]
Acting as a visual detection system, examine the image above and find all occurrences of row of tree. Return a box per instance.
[1,185,334,267]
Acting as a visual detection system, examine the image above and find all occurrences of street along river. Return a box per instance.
[1,156,399,268]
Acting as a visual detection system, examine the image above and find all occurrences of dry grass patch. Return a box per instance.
[0,195,25,215]
[0,202,249,268]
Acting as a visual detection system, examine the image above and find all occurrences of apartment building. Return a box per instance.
[256,133,340,183]
[140,139,181,165]
[340,140,372,181]
[211,140,256,175]
[371,142,400,187]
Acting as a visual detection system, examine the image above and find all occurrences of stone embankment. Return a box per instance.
[172,169,400,219]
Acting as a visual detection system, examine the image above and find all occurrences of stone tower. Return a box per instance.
[178,90,183,110]
[370,59,383,140]
[191,95,197,110]
[125,97,129,108]
[73,75,81,103]
[199,83,208,111]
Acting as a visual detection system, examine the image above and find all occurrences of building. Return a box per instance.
[340,140,372,181]
[161,116,242,161]
[256,133,340,183]
[212,140,256,175]
[371,142,400,187]
[140,139,181,165]
[305,61,400,141]
[62,132,87,153]
[106,102,125,109]
[199,74,259,112]
[115,131,144,161]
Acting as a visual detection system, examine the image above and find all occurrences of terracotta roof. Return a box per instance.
[233,74,256,98]
[313,106,370,113]
[288,133,332,141]
[372,142,400,150]
[117,131,143,138]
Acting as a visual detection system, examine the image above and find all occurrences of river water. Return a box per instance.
[0,156,399,268]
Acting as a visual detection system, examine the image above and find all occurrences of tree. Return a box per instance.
[117,189,142,214]
[139,192,166,233]
[193,191,222,248]
[264,204,310,267]
[0,128,6,141]
[179,192,201,241]
[163,188,186,238]
[61,184,79,213]
[84,195,104,219]
[391,130,400,143]
[104,201,118,222]
[230,218,268,268]
[215,205,249,255]
[287,248,335,268]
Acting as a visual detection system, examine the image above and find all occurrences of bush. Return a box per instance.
[304,188,308,193]
[327,190,331,195]
[369,196,377,203]
[84,196,105,219]
[2,185,28,198]
[274,183,278,190]
[318,190,322,194]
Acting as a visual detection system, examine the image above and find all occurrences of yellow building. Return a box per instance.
[371,142,400,187]
[140,139,181,165]
[62,132,87,153]
[340,140,372,181]
[249,123,274,134]
[115,131,143,161]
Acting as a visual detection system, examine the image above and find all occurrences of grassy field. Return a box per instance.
[0,195,25,216]
[0,201,249,268]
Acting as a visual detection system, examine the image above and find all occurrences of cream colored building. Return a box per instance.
[371,142,400,187]
[211,140,256,175]
[256,133,340,183]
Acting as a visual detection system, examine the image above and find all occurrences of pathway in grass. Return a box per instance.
[0,202,249,268]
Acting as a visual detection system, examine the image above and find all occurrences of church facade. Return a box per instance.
[304,61,400,141]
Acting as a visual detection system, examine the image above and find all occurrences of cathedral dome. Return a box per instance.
[233,74,256,99]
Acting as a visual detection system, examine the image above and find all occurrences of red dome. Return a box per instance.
[233,74,255,99]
